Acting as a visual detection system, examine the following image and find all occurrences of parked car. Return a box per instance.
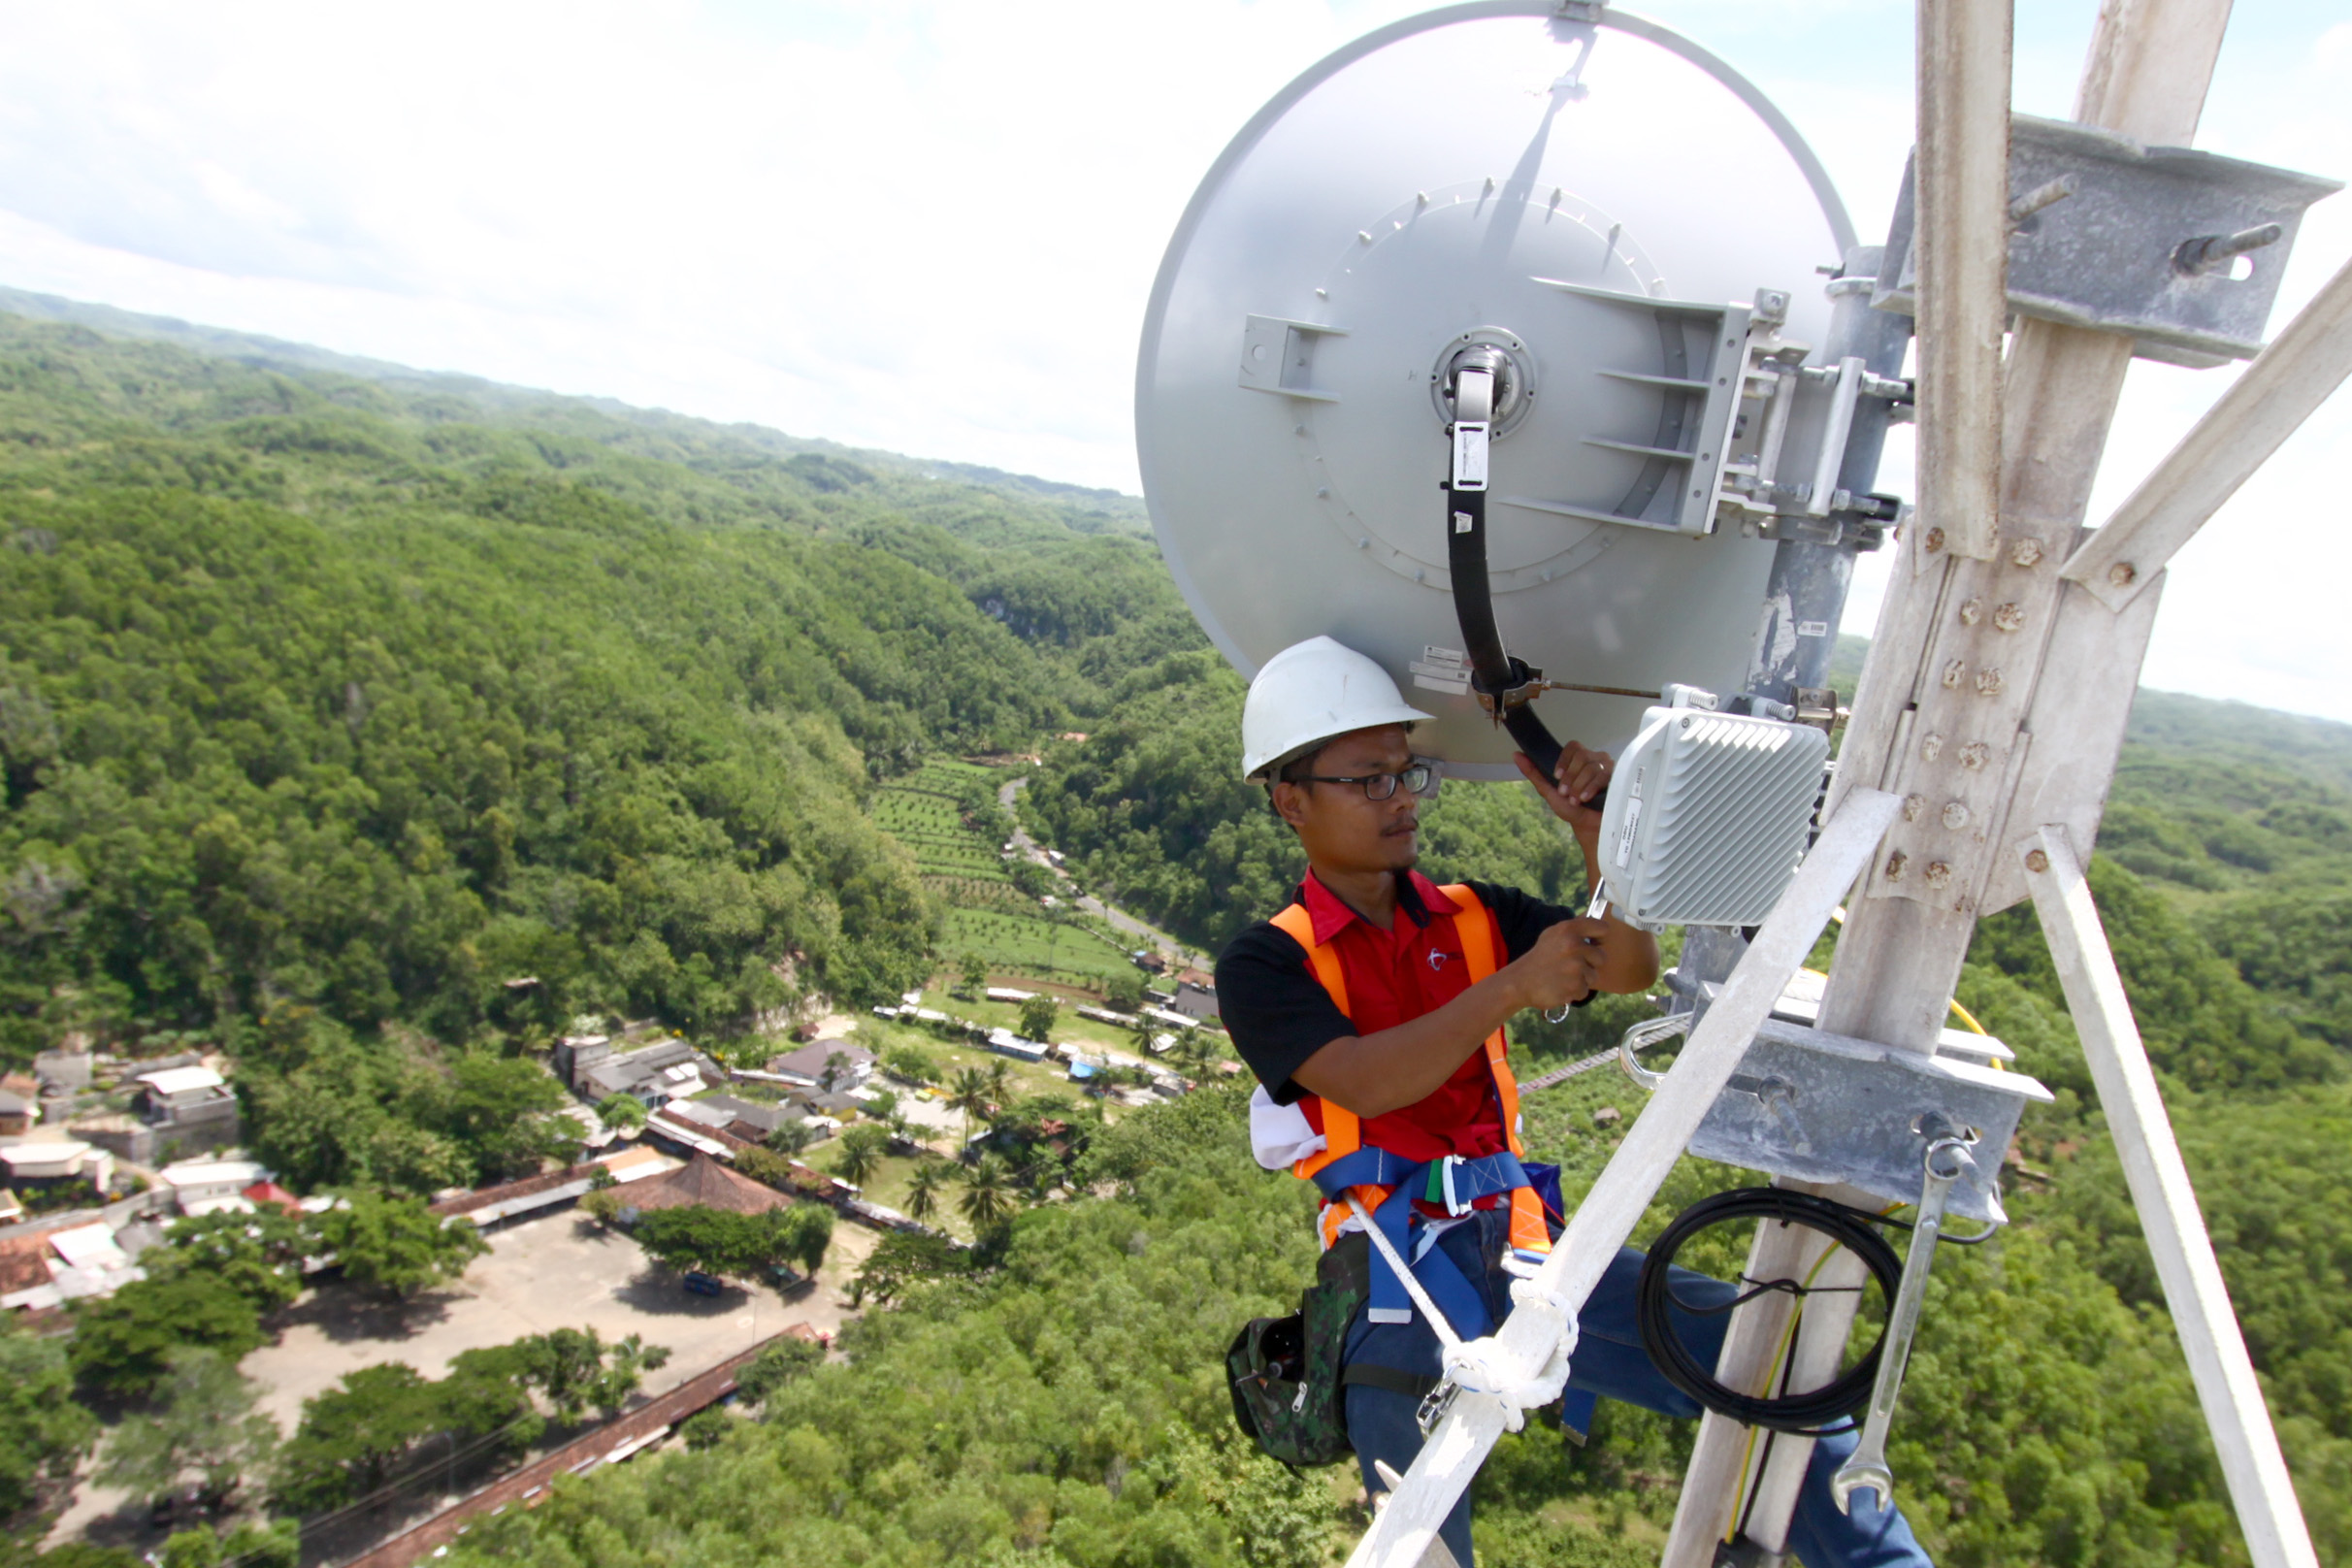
[682,1270,724,1296]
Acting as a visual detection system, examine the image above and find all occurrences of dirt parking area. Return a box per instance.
[48,1205,880,1547]
[244,1207,880,1430]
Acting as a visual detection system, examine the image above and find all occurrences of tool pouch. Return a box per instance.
[1226,1232,1376,1467]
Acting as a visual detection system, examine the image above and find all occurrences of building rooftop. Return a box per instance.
[665,1099,738,1131]
[626,1152,791,1217]
[48,1223,129,1271]
[0,1231,52,1296]
[156,1157,271,1189]
[697,1094,790,1134]
[596,1146,675,1185]
[0,1140,93,1175]
[767,1039,874,1082]
[138,1065,228,1096]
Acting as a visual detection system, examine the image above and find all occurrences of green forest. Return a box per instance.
[4,305,2352,1566]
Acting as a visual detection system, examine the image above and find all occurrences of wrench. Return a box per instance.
[1830,1131,1974,1513]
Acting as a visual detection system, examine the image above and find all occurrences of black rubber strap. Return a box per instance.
[1342,1363,1441,1401]
[1446,480,1592,798]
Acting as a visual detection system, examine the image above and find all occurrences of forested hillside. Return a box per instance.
[0,311,1192,1070]
[7,299,2352,1566]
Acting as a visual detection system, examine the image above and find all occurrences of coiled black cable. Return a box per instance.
[1635,1187,1907,1435]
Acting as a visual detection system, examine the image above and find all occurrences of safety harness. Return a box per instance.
[1271,884,1552,1339]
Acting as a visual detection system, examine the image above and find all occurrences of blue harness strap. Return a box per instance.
[1310,1148,1534,1336]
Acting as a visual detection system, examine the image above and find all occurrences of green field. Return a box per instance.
[871,759,1139,993]
[850,1010,1099,1101]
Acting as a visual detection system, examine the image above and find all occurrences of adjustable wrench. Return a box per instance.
[1830,1132,1974,1513]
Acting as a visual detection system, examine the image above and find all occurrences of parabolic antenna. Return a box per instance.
[1137,4,1857,778]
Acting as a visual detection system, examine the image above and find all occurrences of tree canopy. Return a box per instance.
[12,304,2352,1565]
[628,1202,832,1281]
[67,1274,266,1401]
[96,1348,278,1515]
[0,1319,97,1524]
[310,1190,488,1297]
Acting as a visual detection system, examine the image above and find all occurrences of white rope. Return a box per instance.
[1344,1192,1465,1354]
[1343,1193,1578,1427]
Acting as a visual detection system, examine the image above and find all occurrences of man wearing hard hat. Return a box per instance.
[1218,637,1926,1568]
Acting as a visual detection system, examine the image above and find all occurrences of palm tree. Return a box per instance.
[948,1066,993,1146]
[833,1124,889,1187]
[1170,1029,1217,1080]
[985,1059,1013,1111]
[958,1155,1017,1231]
[904,1158,950,1224]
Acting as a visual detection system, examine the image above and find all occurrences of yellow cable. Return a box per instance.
[1721,1201,1904,1544]
[1723,1235,1847,1542]
[1947,997,1990,1035]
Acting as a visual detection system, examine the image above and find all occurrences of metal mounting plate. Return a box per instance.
[1684,1017,2051,1224]
[1875,114,2340,367]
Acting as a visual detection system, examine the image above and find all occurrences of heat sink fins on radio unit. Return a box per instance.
[1597,707,1831,930]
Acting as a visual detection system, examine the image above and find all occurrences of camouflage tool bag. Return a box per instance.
[1225,1232,1436,1467]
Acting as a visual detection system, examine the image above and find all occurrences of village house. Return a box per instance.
[429,1146,679,1231]
[683,1094,801,1141]
[43,1221,141,1302]
[984,1028,1050,1063]
[0,1138,114,1202]
[0,1089,35,1138]
[155,1156,276,1217]
[1169,976,1220,1022]
[558,1034,723,1107]
[31,1048,93,1097]
[765,1039,875,1091]
[72,1063,242,1163]
[622,1151,793,1218]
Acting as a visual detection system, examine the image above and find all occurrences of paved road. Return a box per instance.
[997,778,1207,971]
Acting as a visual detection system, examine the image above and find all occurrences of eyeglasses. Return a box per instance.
[1287,763,1440,800]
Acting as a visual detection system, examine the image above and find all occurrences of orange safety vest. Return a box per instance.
[1269,883,1553,1266]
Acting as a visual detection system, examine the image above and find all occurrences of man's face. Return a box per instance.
[1274,725,1421,875]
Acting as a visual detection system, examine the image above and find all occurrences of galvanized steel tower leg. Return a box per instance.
[1668,1,2301,1562]
[2023,828,2318,1568]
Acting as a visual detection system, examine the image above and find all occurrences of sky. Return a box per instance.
[0,1,2345,719]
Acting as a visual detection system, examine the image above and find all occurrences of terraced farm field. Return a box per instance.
[873,760,1132,989]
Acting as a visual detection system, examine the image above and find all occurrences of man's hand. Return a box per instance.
[1508,918,1606,1012]
[1513,742,1613,839]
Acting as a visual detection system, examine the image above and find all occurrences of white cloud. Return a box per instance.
[0,1,2345,717]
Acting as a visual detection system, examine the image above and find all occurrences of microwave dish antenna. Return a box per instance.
[1136,3,1856,777]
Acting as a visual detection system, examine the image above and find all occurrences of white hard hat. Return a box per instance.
[1241,636,1434,782]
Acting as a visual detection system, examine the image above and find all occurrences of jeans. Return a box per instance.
[1342,1210,1930,1568]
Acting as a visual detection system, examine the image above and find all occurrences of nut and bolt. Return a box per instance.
[2025,848,2050,873]
[1942,660,1967,689]
[1958,598,1984,627]
[1959,741,1990,770]
[1975,667,2006,697]
[2108,562,2138,588]
[1924,861,1953,890]
[1943,801,1971,830]
[1903,794,1926,821]
[1884,850,1909,881]
[2010,538,2044,568]
[1992,603,2024,633]
[1924,527,1946,554]
[1920,733,1944,763]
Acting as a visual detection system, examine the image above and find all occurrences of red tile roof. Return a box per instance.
[626,1153,792,1217]
[0,1231,53,1296]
